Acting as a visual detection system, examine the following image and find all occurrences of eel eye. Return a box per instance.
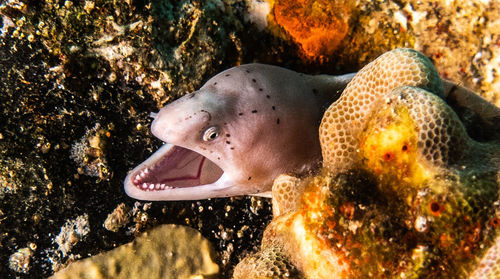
[203,126,220,142]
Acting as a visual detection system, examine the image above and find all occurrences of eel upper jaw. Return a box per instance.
[124,143,238,201]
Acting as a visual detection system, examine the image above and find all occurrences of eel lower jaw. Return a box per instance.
[124,143,236,201]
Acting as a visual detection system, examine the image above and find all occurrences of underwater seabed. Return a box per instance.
[1,0,500,278]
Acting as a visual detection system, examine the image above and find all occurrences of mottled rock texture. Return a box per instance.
[51,224,219,279]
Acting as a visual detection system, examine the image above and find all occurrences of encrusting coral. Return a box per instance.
[233,49,500,278]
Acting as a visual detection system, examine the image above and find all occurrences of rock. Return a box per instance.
[103,203,132,232]
[55,214,90,258]
[8,247,33,274]
[0,1,271,277]
[51,224,219,279]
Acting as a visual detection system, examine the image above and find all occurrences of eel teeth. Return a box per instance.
[136,178,174,191]
[134,167,152,184]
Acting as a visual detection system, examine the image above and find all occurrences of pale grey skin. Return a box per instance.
[124,63,500,201]
[124,64,354,200]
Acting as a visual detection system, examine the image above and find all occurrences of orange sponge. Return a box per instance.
[273,0,350,58]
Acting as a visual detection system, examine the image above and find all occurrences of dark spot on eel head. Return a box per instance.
[266,95,270,99]
[252,78,256,83]
[214,82,218,85]
[248,177,252,180]
[225,74,231,77]
[277,118,280,124]
[252,110,258,113]
[218,157,221,160]
[230,147,235,150]
[246,70,250,73]
[226,134,230,137]
[238,112,244,116]
[226,141,231,144]
[272,106,275,110]
[259,88,263,92]
[312,88,318,95]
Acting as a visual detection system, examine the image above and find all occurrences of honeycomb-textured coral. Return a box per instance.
[383,86,470,165]
[320,48,444,171]
[232,246,303,279]
[469,234,500,279]
[272,175,305,216]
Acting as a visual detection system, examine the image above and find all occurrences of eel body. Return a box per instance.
[124,58,500,201]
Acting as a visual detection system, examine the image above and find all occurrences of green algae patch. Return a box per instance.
[51,224,219,279]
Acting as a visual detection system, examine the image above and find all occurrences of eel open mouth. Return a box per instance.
[124,143,225,200]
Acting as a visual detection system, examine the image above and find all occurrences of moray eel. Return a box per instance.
[124,64,354,200]
[125,55,500,201]
[234,48,500,279]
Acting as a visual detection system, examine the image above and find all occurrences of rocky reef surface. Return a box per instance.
[51,224,219,279]
[0,0,498,278]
